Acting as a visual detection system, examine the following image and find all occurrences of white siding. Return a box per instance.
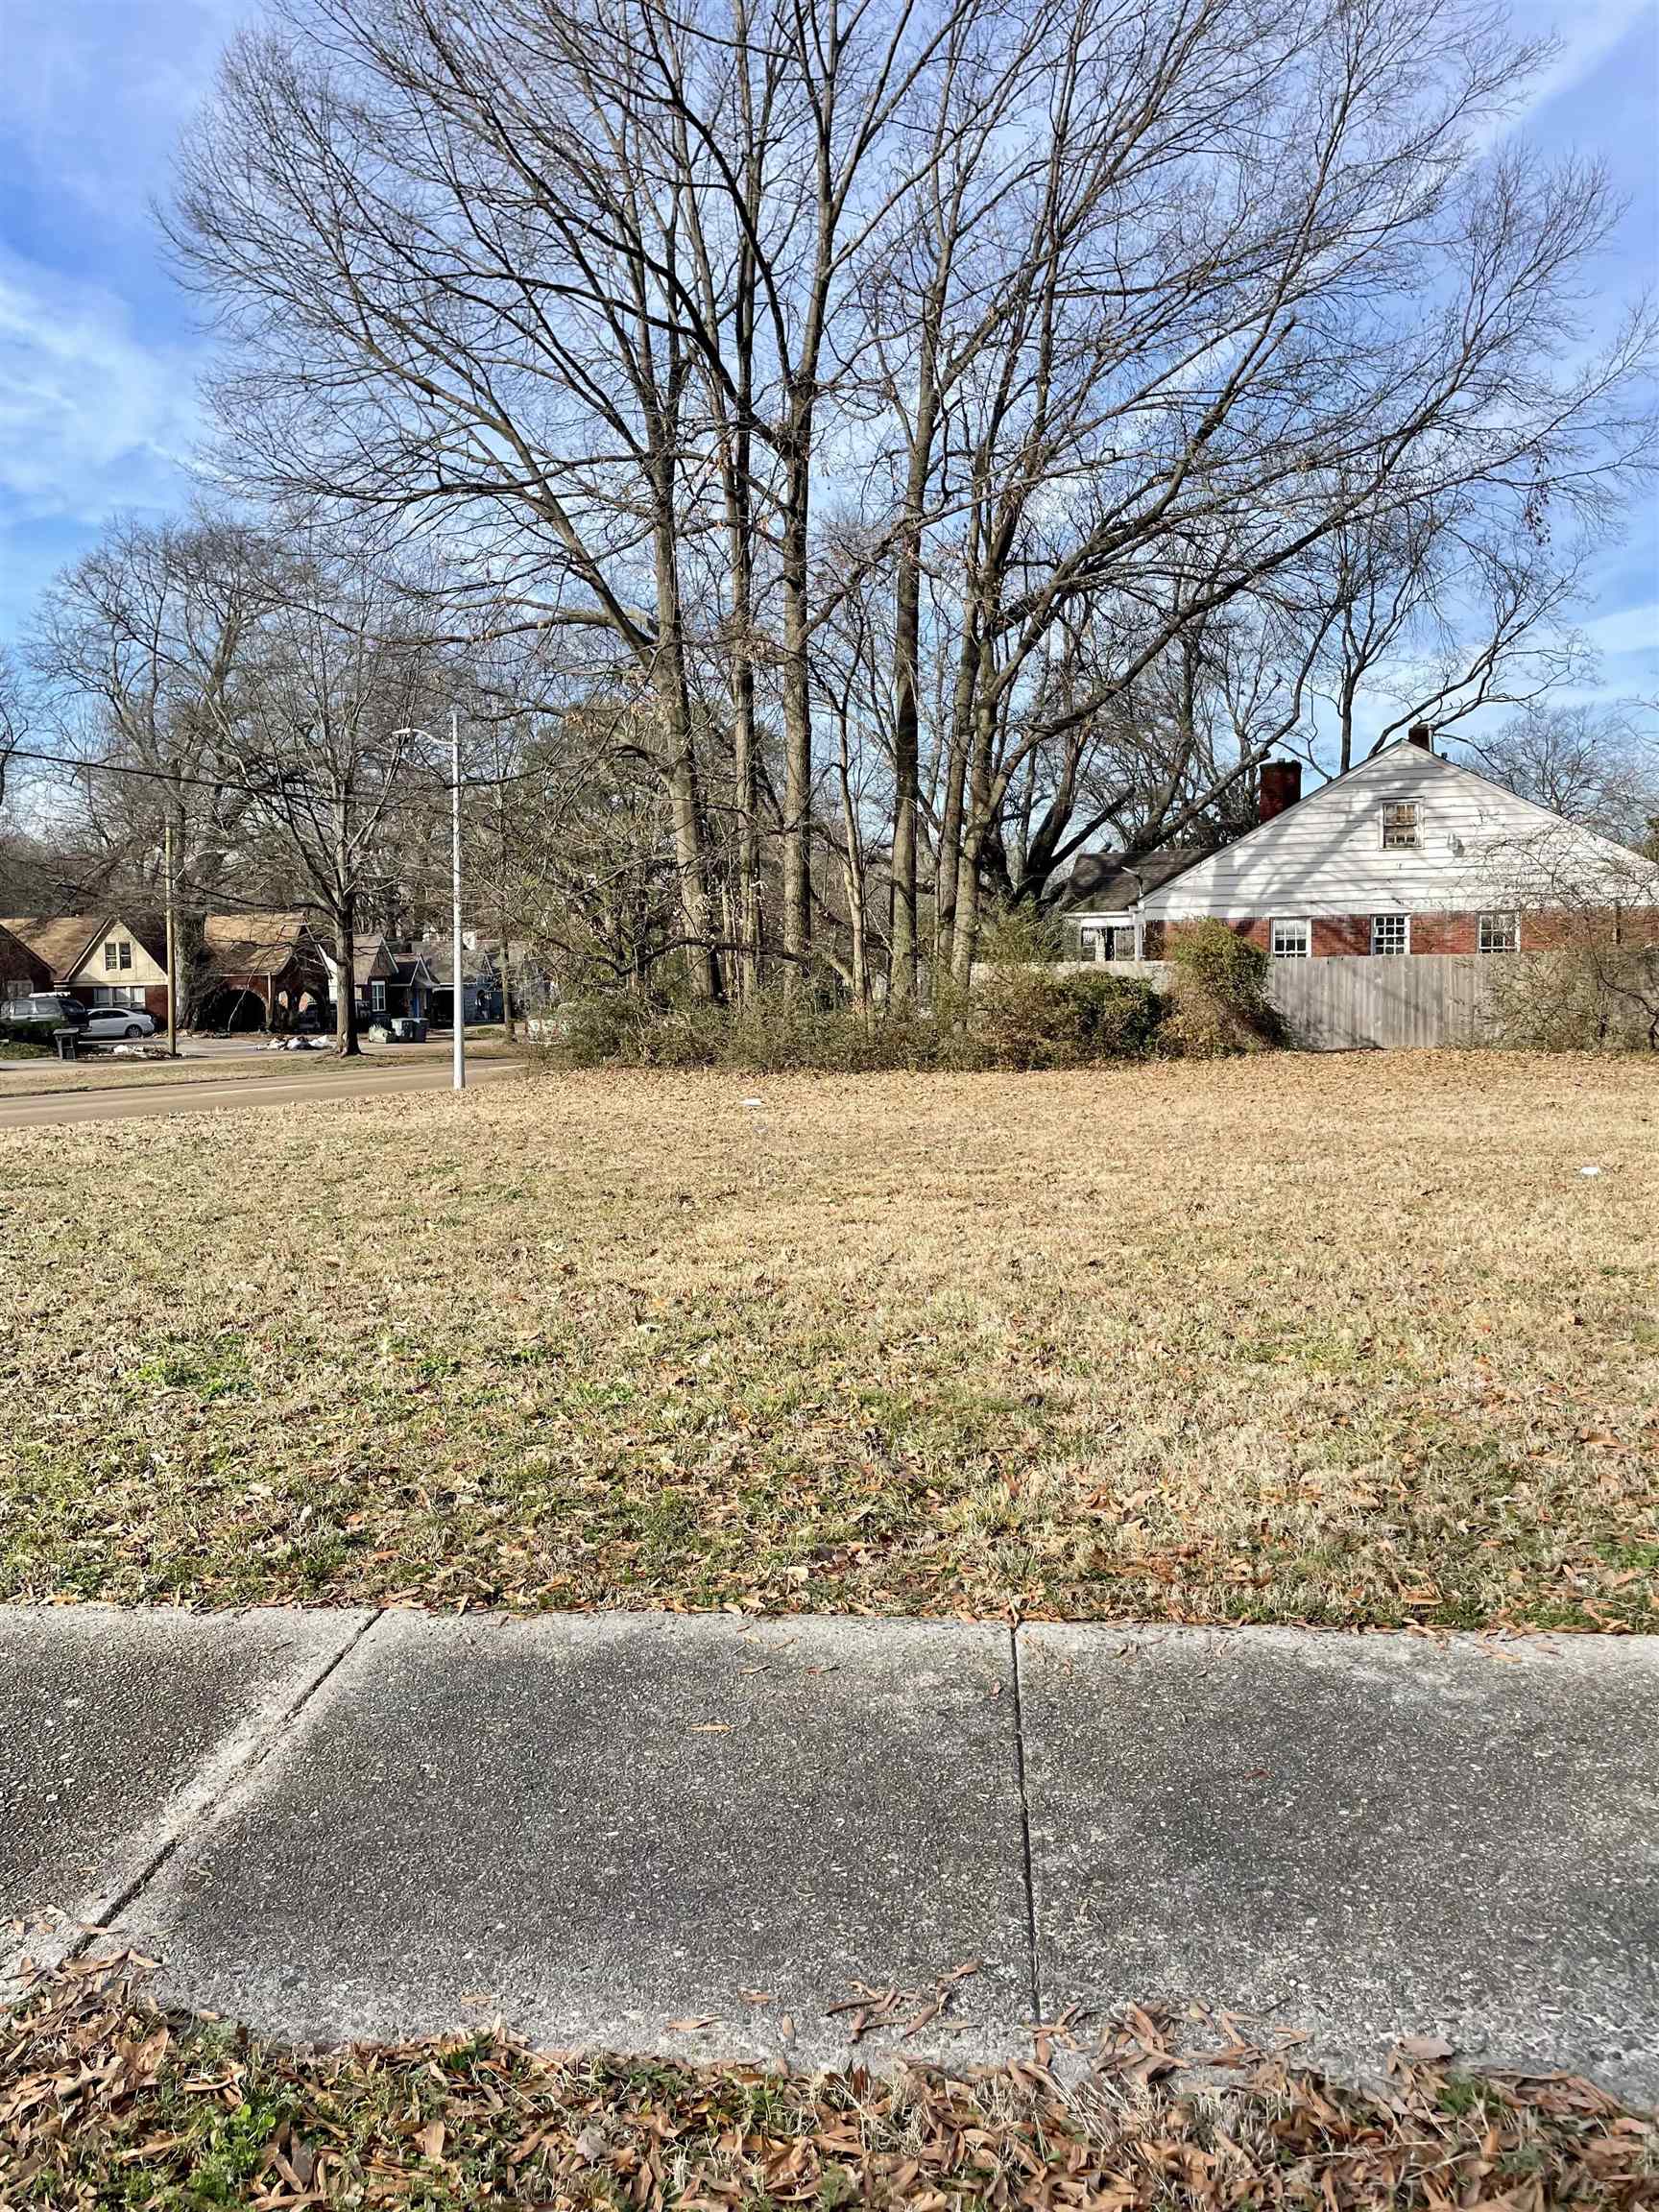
[65,919,167,989]
[1122,742,1651,922]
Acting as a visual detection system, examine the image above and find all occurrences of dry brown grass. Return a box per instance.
[2,1053,1654,1626]
[4,1954,1652,2210]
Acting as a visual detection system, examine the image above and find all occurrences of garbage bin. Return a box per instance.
[391,1016,428,1043]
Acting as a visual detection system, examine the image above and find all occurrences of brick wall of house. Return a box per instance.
[1310,915,1373,956]
[1143,907,1658,957]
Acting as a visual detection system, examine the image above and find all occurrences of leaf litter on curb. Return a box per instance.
[1,1953,1653,2209]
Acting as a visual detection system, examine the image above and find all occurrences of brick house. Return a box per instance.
[0,921,54,998]
[0,913,170,1017]
[202,912,331,1030]
[1065,729,1658,963]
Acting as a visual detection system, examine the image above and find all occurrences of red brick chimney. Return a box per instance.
[1407,722,1433,751]
[1259,758,1302,824]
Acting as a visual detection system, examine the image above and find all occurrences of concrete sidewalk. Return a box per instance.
[3,1608,1654,2100]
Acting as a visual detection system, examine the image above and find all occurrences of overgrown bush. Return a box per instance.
[550,970,1168,1073]
[554,988,947,1072]
[974,901,1065,966]
[1163,920,1281,1056]
[1484,944,1659,1051]
[968,967,1166,1068]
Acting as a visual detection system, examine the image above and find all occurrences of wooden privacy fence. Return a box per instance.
[1262,953,1495,1050]
[1047,954,1498,1050]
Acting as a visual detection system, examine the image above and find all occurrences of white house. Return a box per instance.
[1067,729,1657,964]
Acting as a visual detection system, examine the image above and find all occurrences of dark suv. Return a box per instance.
[0,992,88,1030]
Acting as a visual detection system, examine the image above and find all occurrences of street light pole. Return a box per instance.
[163,817,178,1057]
[450,707,466,1094]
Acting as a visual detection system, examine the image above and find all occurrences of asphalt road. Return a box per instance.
[0,1055,523,1129]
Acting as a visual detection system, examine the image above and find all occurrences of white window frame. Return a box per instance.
[1077,921,1138,964]
[369,978,387,1013]
[1269,916,1310,960]
[1478,910,1519,955]
[104,941,118,971]
[1380,801,1421,852]
[1370,912,1410,956]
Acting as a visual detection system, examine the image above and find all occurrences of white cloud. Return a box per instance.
[0,251,204,528]
[1577,601,1659,663]
[1494,0,1658,135]
[0,0,248,231]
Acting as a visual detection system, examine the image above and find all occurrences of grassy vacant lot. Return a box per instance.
[1,1053,1654,1627]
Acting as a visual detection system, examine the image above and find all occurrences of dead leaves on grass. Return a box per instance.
[4,1061,1656,1630]
[3,1956,1654,2211]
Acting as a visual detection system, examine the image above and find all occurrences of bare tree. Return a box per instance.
[1465,700,1659,850]
[164,0,1654,1012]
[0,649,28,819]
[27,514,276,1015]
[222,522,439,1056]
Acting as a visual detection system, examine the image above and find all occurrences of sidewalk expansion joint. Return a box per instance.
[69,1607,386,1963]
[1007,1623,1044,2032]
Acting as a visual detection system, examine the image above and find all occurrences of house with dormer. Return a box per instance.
[0,913,170,1018]
[1064,728,1657,966]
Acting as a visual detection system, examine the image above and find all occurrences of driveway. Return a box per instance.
[0,1055,523,1128]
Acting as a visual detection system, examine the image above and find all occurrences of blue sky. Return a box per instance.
[0,0,1655,702]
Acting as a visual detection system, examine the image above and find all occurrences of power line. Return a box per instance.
[1,737,577,814]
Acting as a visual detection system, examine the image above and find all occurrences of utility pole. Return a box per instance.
[451,708,466,1093]
[164,817,178,1056]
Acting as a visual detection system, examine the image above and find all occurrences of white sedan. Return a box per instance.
[82,1005,157,1040]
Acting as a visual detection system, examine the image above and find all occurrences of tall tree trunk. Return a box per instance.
[650,499,723,1002]
[835,708,869,1006]
[889,401,934,1003]
[933,621,978,974]
[334,893,360,1058]
[780,429,813,992]
[950,685,998,989]
[495,772,515,1039]
[722,438,761,999]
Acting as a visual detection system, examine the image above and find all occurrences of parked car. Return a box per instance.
[0,992,87,1030]
[81,1005,157,1040]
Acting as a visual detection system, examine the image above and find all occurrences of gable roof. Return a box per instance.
[351,934,399,986]
[0,914,109,981]
[0,920,55,987]
[1120,737,1657,919]
[1059,848,1210,914]
[203,910,323,981]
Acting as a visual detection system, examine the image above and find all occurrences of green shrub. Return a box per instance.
[1168,918,1272,1009]
[0,1020,63,1056]
[1164,921,1281,1055]
[1074,972,1169,1059]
